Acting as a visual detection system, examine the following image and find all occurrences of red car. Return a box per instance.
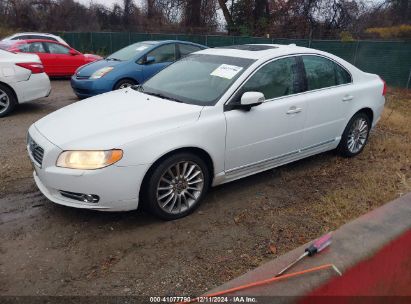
[0,39,102,77]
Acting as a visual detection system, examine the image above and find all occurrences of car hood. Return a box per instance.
[34,89,203,150]
[76,59,124,77]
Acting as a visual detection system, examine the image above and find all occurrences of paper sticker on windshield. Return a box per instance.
[136,46,148,51]
[210,64,243,79]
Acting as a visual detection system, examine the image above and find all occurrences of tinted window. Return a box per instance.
[335,63,352,85]
[242,57,301,100]
[303,55,351,90]
[20,42,46,53]
[147,44,176,64]
[31,35,58,42]
[179,44,202,58]
[45,42,70,54]
[11,35,29,40]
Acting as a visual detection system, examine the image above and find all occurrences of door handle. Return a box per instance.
[286,106,302,115]
[342,95,354,102]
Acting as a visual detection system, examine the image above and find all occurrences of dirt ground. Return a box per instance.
[0,81,410,297]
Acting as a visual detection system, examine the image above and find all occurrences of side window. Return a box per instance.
[12,35,28,40]
[179,44,202,58]
[147,44,176,64]
[32,35,57,42]
[302,55,351,90]
[45,42,70,55]
[17,43,29,52]
[335,63,352,85]
[25,42,46,53]
[242,57,301,100]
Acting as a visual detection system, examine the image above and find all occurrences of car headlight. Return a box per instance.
[90,67,114,79]
[56,150,123,170]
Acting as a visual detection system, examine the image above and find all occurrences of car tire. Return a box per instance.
[338,112,371,157]
[113,79,136,90]
[0,84,17,118]
[142,152,210,220]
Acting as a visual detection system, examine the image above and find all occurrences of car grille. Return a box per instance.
[27,134,44,166]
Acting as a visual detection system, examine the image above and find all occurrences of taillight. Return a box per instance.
[16,62,44,74]
[379,76,387,96]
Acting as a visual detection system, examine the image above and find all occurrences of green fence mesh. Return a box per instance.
[58,32,411,88]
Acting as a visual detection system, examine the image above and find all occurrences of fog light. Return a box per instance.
[83,194,99,203]
[60,190,100,203]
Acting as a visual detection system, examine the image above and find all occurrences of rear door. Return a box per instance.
[43,42,84,76]
[300,55,353,150]
[142,43,176,80]
[18,42,51,74]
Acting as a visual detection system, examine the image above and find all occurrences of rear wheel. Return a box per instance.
[0,84,17,118]
[338,112,371,157]
[142,153,210,220]
[113,79,136,90]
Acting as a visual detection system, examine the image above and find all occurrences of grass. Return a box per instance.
[280,87,411,238]
[232,87,411,260]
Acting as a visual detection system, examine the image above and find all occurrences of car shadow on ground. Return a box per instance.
[39,150,336,227]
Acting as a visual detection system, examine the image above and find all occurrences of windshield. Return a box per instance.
[141,54,256,106]
[106,42,152,61]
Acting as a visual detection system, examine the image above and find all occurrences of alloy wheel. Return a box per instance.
[156,161,204,215]
[347,117,369,154]
[0,89,10,115]
[118,83,133,89]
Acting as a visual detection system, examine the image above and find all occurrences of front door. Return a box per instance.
[44,42,85,76]
[224,56,307,173]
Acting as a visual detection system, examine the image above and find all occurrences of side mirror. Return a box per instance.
[69,49,78,56]
[239,91,265,110]
[145,56,156,65]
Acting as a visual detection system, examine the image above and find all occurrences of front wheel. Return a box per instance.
[113,79,136,90]
[143,153,210,220]
[338,112,371,157]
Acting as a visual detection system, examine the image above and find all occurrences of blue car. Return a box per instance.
[71,40,207,98]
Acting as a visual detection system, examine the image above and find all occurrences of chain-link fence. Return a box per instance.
[58,32,411,88]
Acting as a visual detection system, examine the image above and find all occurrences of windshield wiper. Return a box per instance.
[144,91,184,103]
[106,57,121,61]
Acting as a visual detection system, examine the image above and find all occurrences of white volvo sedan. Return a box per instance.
[0,49,51,117]
[27,44,385,219]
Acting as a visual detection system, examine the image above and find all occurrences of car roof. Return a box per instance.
[141,40,206,48]
[196,44,319,60]
[11,32,57,36]
[11,39,68,45]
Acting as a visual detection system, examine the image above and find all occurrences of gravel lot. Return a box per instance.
[0,81,410,296]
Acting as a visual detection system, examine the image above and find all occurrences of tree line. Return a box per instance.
[0,0,410,39]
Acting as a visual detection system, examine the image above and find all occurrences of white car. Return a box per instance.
[2,32,69,46]
[27,44,385,219]
[0,49,51,117]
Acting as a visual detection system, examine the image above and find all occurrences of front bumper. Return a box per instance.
[28,125,149,211]
[70,76,112,98]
